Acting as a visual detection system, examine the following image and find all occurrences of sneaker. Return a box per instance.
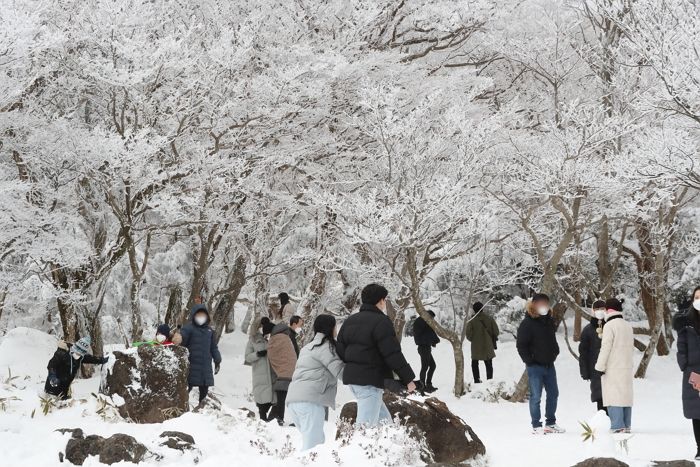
[532,427,545,435]
[612,428,626,434]
[624,428,631,434]
[544,424,566,434]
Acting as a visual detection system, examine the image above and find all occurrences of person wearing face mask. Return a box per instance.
[180,304,222,403]
[44,336,109,400]
[245,317,277,421]
[516,293,564,435]
[595,298,634,434]
[289,315,305,356]
[133,324,175,347]
[579,300,608,413]
[336,283,416,427]
[673,286,700,460]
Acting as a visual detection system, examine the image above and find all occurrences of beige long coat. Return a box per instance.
[595,313,634,407]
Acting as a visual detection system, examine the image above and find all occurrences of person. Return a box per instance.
[245,317,277,421]
[674,286,700,460]
[132,324,176,347]
[180,304,222,402]
[279,292,296,323]
[595,298,634,433]
[465,302,499,383]
[336,283,416,427]
[267,317,299,424]
[289,315,305,356]
[45,336,108,400]
[413,310,440,393]
[579,300,607,413]
[286,315,345,450]
[516,293,564,434]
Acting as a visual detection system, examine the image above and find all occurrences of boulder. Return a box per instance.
[100,344,189,423]
[65,435,105,465]
[338,392,485,464]
[571,458,629,467]
[65,433,152,465]
[159,431,196,452]
[56,428,84,439]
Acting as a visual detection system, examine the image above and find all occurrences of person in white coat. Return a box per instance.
[286,314,345,451]
[244,317,276,421]
[595,298,634,433]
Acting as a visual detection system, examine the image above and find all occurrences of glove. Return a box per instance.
[48,374,59,388]
[214,363,221,375]
[256,350,267,357]
[100,356,109,364]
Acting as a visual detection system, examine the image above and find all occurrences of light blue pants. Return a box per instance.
[349,384,391,427]
[608,406,632,430]
[287,401,326,451]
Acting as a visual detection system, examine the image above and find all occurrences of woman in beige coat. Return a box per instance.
[595,298,634,433]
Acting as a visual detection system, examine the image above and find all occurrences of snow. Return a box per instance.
[0,323,695,466]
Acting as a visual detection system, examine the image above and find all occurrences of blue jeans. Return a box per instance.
[349,385,391,427]
[527,364,559,428]
[608,406,632,430]
[287,402,326,450]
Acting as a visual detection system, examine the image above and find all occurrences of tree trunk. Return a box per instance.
[164,286,183,327]
[129,276,144,341]
[450,338,466,397]
[212,254,247,343]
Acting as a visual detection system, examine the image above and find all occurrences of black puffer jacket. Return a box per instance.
[180,304,222,386]
[674,311,700,419]
[413,316,440,347]
[44,342,105,399]
[337,304,415,388]
[578,318,604,402]
[516,312,559,367]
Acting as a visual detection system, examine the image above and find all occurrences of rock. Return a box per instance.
[56,428,84,439]
[338,392,486,464]
[571,458,629,467]
[64,432,154,465]
[159,431,196,451]
[100,344,189,423]
[650,462,695,467]
[239,407,256,419]
[65,435,104,465]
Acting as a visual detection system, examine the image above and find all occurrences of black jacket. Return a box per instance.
[337,304,415,388]
[44,343,104,399]
[180,304,222,387]
[516,313,559,366]
[413,317,440,347]
[578,318,604,402]
[674,311,700,419]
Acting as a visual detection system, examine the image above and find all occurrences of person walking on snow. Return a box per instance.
[180,304,222,403]
[413,309,440,393]
[516,293,565,434]
[289,315,304,357]
[267,318,299,424]
[336,283,416,427]
[245,317,277,421]
[579,300,607,413]
[595,298,634,433]
[286,315,345,450]
[673,286,700,460]
[45,336,108,400]
[278,292,296,323]
[465,302,499,383]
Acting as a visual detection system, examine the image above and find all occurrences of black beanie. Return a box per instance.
[473,302,484,313]
[605,298,623,312]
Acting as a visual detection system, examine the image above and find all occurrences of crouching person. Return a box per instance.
[286,315,344,451]
[133,324,176,347]
[180,304,222,402]
[45,336,108,400]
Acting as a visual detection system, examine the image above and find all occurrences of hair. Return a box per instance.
[279,292,290,306]
[693,286,700,301]
[290,315,302,326]
[260,317,274,336]
[531,293,550,303]
[592,300,606,310]
[311,314,337,354]
[472,302,484,313]
[426,309,436,318]
[361,283,389,305]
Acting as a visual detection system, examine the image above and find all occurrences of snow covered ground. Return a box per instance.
[0,321,694,467]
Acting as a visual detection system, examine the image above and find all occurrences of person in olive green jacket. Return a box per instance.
[465,302,499,383]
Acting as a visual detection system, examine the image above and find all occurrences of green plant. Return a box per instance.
[580,421,595,443]
[0,395,20,411]
[39,395,58,415]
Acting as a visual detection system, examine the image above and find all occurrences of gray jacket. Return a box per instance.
[244,333,276,405]
[286,333,344,408]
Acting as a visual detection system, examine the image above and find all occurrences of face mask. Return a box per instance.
[594,310,607,320]
[537,306,549,316]
[156,334,166,343]
[694,300,700,312]
[195,315,207,326]
[72,353,82,360]
[296,328,304,336]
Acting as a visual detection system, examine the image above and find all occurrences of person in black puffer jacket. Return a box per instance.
[578,300,607,413]
[516,293,564,435]
[44,336,108,400]
[413,310,440,393]
[337,283,416,426]
[673,286,700,460]
[180,304,222,402]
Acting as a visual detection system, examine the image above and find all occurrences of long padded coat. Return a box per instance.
[180,304,222,387]
[578,318,604,403]
[465,311,499,361]
[674,311,700,419]
[595,313,634,407]
[244,333,276,405]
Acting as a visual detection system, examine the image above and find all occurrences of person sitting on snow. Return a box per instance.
[133,324,177,347]
[44,336,109,400]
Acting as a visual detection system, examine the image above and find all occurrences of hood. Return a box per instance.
[57,340,69,351]
[271,322,291,336]
[190,304,210,324]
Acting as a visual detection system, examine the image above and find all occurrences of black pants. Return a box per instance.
[268,390,288,422]
[693,419,700,449]
[471,359,493,382]
[188,385,209,402]
[417,345,436,387]
[595,399,608,414]
[257,402,272,421]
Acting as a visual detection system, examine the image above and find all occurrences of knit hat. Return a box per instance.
[72,336,91,357]
[605,298,623,312]
[472,302,484,313]
[156,324,171,338]
[261,317,275,336]
[592,300,606,310]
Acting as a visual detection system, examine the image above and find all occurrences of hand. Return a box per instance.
[256,350,267,357]
[214,363,221,375]
[406,381,417,393]
[49,375,59,388]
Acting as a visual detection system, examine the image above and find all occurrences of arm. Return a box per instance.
[595,325,613,373]
[465,320,474,341]
[578,329,590,379]
[210,332,222,364]
[374,318,415,384]
[179,326,191,347]
[491,317,500,339]
[244,340,260,365]
[516,321,533,365]
[677,329,689,372]
[82,354,107,365]
[336,327,347,362]
[318,345,345,380]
